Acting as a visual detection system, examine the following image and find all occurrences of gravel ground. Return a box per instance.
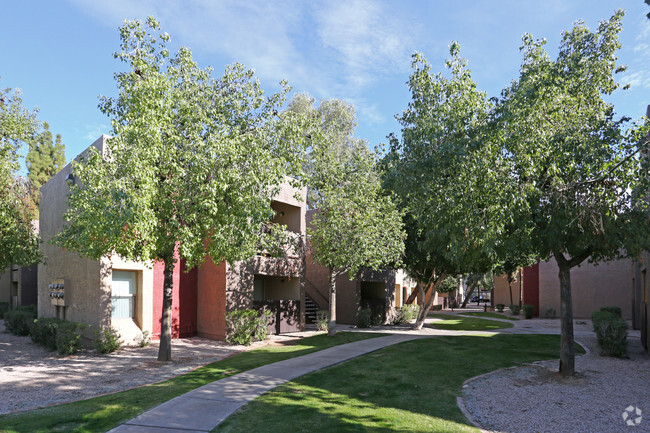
[0,320,309,415]
[462,334,650,433]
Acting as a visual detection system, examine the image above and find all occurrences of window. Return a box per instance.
[112,270,137,319]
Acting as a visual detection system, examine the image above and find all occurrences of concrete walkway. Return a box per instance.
[109,333,426,433]
[109,312,634,433]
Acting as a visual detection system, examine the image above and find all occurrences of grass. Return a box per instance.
[425,313,514,331]
[0,332,381,433]
[215,334,584,432]
[458,312,520,321]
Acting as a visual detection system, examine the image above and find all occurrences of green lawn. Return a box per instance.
[426,313,514,331]
[0,332,381,433]
[215,334,582,433]
[458,312,520,321]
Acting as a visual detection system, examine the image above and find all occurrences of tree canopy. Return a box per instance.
[383,44,518,328]
[54,17,310,360]
[26,122,66,207]
[495,10,650,375]
[0,86,41,270]
[290,94,404,335]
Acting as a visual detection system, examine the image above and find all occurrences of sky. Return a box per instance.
[1,1,649,171]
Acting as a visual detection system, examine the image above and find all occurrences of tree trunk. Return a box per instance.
[461,280,478,308]
[413,275,445,330]
[508,281,513,306]
[328,267,337,337]
[157,258,175,362]
[557,261,574,376]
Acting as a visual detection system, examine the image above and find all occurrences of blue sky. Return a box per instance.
[2,1,649,169]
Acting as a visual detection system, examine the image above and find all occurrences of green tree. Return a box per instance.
[384,45,517,329]
[495,11,650,375]
[290,95,405,336]
[0,86,41,270]
[26,122,66,207]
[53,17,309,361]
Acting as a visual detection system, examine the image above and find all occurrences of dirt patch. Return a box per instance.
[0,320,283,414]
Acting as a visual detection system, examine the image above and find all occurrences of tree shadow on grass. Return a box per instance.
[215,334,569,433]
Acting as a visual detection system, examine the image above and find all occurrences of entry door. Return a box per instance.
[112,270,137,318]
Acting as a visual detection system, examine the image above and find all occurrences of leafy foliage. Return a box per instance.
[0,86,41,270]
[290,95,404,335]
[494,10,650,374]
[94,326,122,354]
[383,44,515,327]
[592,309,628,357]
[26,122,65,207]
[52,17,309,360]
[225,309,273,346]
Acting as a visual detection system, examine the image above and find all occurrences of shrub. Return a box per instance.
[356,308,373,328]
[0,302,9,319]
[544,308,556,319]
[95,326,122,354]
[136,330,152,347]
[509,304,520,315]
[253,310,273,342]
[29,318,61,351]
[599,306,622,318]
[496,304,505,313]
[4,307,37,336]
[392,304,419,325]
[315,310,328,331]
[226,309,272,346]
[523,305,535,319]
[591,310,628,357]
[56,321,88,355]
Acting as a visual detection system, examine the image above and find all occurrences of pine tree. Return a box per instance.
[26,122,66,206]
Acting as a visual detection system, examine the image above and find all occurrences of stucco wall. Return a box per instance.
[493,273,523,307]
[38,136,110,329]
[538,257,634,319]
[197,258,227,340]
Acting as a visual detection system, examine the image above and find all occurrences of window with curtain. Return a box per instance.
[112,270,137,319]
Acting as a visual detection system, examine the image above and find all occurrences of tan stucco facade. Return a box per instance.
[538,258,634,320]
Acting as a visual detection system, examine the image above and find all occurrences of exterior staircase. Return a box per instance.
[304,277,328,324]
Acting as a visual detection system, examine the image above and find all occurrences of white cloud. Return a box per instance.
[313,0,416,90]
[82,123,110,141]
[67,0,419,105]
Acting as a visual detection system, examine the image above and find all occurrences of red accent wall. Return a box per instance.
[179,260,198,338]
[523,263,540,317]
[196,258,227,340]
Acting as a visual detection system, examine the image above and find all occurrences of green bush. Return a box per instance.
[523,304,535,319]
[591,310,628,357]
[94,326,122,354]
[315,310,328,331]
[392,304,419,325]
[356,308,372,328]
[509,304,521,315]
[56,321,88,355]
[226,309,273,346]
[496,304,505,313]
[0,302,9,319]
[29,318,61,351]
[253,310,273,342]
[136,330,152,347]
[544,308,556,319]
[4,307,37,336]
[599,306,622,318]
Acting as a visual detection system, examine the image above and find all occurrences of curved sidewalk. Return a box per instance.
[109,333,426,433]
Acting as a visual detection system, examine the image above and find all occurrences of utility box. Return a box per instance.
[49,279,66,306]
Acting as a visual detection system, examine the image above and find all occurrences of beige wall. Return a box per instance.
[539,257,634,319]
[493,272,523,307]
[38,137,109,328]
